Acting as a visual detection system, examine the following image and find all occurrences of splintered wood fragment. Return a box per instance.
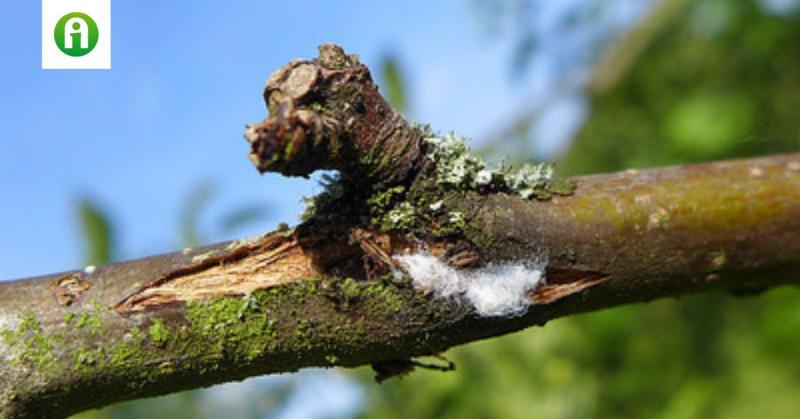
[354,229,400,271]
[531,267,611,304]
[114,233,316,312]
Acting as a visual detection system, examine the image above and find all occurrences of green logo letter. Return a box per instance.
[54,12,99,57]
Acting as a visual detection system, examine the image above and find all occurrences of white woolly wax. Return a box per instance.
[394,252,546,317]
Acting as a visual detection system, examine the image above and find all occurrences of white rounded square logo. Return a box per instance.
[42,0,111,69]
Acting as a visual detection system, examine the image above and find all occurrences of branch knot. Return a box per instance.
[245,44,422,188]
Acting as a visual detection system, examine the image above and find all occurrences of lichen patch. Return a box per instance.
[423,132,573,200]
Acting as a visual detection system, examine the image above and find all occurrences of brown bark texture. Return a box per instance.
[1,44,799,418]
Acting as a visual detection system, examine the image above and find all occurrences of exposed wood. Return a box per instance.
[1,45,799,418]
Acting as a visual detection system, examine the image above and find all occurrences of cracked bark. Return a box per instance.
[2,44,800,418]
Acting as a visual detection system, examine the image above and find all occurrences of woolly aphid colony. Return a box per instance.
[386,133,552,317]
[394,252,546,317]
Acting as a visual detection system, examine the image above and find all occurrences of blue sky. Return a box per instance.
[0,1,518,279]
[0,0,649,281]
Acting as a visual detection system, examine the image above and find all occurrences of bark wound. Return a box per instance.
[533,268,610,304]
[51,274,92,306]
[114,234,317,313]
[4,41,800,417]
[117,44,611,315]
[357,231,611,307]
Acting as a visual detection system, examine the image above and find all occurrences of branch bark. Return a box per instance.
[2,45,799,418]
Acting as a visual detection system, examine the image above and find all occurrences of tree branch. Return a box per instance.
[2,45,799,418]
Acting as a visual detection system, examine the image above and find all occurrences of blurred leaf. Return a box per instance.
[77,197,114,265]
[179,181,216,248]
[218,204,269,234]
[511,32,537,78]
[379,54,408,113]
[559,0,800,175]
[665,92,753,157]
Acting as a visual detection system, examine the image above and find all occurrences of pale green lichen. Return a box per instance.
[366,185,421,231]
[508,163,554,199]
[365,130,575,234]
[447,211,466,229]
[384,202,417,230]
[423,132,572,200]
[368,190,430,233]
[425,134,485,187]
[295,122,574,237]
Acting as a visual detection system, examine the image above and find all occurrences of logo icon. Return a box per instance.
[42,0,111,70]
[54,12,99,57]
